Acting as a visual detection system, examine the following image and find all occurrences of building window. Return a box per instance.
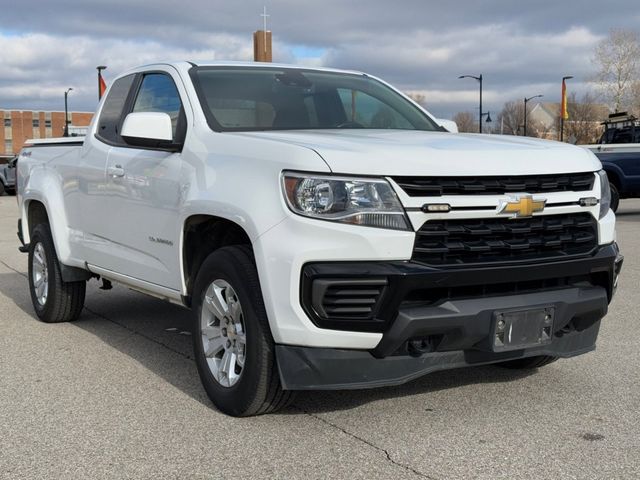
[33,119,40,127]
[45,119,52,128]
[3,118,10,127]
[4,140,12,154]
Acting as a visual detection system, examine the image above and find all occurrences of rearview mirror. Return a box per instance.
[121,112,178,150]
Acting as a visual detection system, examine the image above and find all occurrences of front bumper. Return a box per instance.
[277,243,622,390]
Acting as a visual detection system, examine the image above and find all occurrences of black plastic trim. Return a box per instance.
[276,317,601,390]
[300,244,619,333]
[24,141,84,148]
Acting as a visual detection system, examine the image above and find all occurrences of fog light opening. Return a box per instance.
[408,335,443,357]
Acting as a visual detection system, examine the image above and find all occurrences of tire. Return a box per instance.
[0,182,4,196]
[498,355,558,370]
[610,182,620,213]
[28,224,86,323]
[192,245,294,416]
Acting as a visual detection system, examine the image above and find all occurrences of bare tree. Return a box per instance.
[405,92,426,106]
[592,29,640,112]
[495,100,524,135]
[452,111,478,133]
[564,92,608,144]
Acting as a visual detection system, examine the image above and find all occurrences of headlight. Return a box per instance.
[282,172,411,231]
[598,170,611,219]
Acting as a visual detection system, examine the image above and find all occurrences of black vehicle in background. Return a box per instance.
[0,156,17,196]
[586,112,640,212]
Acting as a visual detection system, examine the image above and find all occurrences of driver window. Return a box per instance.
[132,73,183,138]
[337,88,412,129]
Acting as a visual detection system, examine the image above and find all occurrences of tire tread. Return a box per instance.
[29,224,86,323]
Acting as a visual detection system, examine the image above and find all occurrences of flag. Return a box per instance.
[99,73,107,100]
[561,79,569,120]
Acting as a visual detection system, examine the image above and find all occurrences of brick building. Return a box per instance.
[0,109,93,160]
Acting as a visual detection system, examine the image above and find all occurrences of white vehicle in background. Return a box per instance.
[16,61,622,416]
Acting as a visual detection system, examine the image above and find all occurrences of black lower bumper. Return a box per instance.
[276,315,600,390]
[279,244,622,390]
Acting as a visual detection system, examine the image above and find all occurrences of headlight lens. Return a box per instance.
[598,170,611,219]
[282,173,411,231]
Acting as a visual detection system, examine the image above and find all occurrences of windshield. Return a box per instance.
[190,67,439,132]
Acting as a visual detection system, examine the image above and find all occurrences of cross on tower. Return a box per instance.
[260,6,270,53]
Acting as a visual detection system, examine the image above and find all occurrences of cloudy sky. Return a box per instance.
[0,0,638,118]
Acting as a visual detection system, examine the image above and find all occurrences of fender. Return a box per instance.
[601,162,625,191]
[21,167,86,273]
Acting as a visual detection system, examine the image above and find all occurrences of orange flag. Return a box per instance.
[99,73,107,99]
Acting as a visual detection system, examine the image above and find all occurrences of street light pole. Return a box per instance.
[560,75,573,142]
[523,94,543,137]
[63,88,73,137]
[459,74,483,133]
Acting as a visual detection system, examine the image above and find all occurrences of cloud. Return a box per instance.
[0,0,636,116]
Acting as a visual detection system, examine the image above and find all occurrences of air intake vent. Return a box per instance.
[413,213,598,265]
[392,172,595,197]
[311,278,387,320]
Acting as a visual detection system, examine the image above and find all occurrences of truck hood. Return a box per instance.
[234,130,602,176]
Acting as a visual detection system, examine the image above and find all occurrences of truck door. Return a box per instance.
[100,71,188,290]
[81,70,189,291]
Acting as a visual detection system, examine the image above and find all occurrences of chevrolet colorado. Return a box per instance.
[16,62,623,416]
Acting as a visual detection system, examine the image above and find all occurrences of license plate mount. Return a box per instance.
[492,307,554,352]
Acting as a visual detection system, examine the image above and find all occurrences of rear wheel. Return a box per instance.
[0,182,5,196]
[498,355,558,369]
[28,224,86,323]
[192,245,294,416]
[610,183,620,212]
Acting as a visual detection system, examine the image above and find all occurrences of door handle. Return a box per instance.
[107,164,125,178]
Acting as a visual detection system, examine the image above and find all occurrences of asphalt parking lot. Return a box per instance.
[0,195,639,480]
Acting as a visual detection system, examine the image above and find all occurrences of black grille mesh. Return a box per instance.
[413,213,598,265]
[313,278,387,320]
[393,172,595,197]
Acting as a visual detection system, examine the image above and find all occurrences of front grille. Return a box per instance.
[311,278,387,320]
[413,213,598,265]
[392,172,595,196]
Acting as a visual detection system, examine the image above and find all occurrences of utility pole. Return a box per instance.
[458,74,485,133]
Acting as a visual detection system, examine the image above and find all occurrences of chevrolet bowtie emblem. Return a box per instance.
[498,195,546,218]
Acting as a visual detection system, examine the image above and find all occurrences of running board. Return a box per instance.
[86,264,185,306]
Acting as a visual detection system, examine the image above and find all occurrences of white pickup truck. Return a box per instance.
[16,61,623,416]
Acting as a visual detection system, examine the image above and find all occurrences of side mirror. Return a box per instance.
[436,119,459,133]
[121,112,178,150]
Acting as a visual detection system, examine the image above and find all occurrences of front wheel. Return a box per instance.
[192,246,294,416]
[28,224,86,323]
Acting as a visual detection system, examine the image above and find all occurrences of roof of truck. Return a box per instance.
[132,60,366,77]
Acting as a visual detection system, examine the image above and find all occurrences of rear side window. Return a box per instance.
[97,74,135,145]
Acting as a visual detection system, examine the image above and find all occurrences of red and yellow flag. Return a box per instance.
[561,79,569,120]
